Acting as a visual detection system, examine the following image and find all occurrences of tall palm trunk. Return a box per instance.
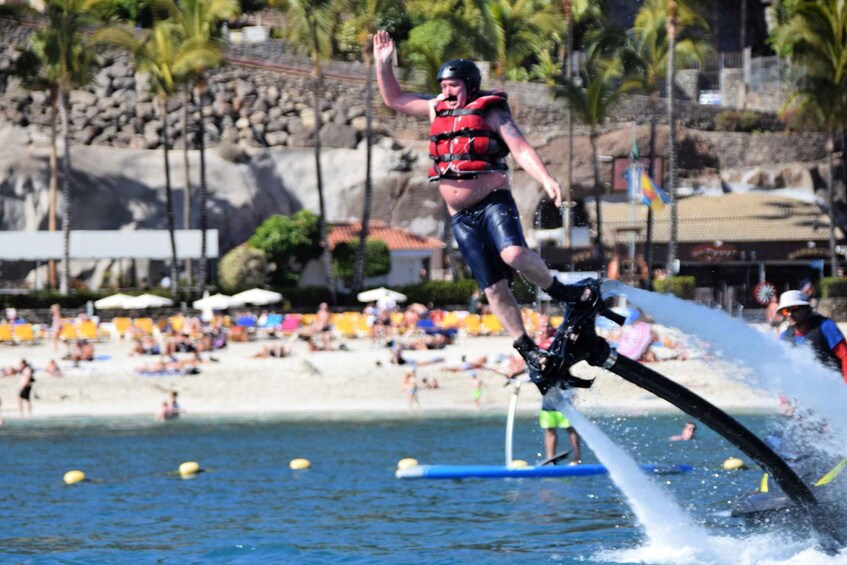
[312,69,336,303]
[48,86,59,289]
[563,0,573,248]
[589,129,604,265]
[182,83,193,287]
[59,89,71,294]
[353,54,374,292]
[829,130,838,276]
[197,84,209,294]
[159,98,179,298]
[646,94,659,288]
[665,0,679,275]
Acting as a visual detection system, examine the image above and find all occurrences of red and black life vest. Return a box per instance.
[428,91,511,181]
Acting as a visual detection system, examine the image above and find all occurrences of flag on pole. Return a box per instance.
[638,167,670,211]
[626,164,670,211]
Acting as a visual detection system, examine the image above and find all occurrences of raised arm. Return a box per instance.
[373,30,430,119]
[491,109,562,207]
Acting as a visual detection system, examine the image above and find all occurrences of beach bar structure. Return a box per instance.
[542,193,843,309]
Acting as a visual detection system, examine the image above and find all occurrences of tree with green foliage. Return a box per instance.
[485,0,558,86]
[95,17,221,298]
[167,0,240,295]
[248,210,322,286]
[624,0,709,284]
[19,0,107,294]
[332,239,391,282]
[218,244,269,293]
[555,36,627,266]
[773,0,847,275]
[272,0,349,302]
[342,0,397,292]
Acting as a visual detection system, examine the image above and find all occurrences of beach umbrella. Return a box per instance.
[232,288,283,306]
[192,292,242,311]
[356,287,407,303]
[93,293,133,309]
[122,293,175,309]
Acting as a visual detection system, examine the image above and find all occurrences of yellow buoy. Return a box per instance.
[397,458,418,470]
[179,461,201,477]
[289,458,311,470]
[63,470,86,485]
[510,459,529,469]
[722,457,746,471]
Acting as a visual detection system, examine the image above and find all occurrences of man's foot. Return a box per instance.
[544,279,593,304]
[513,334,550,375]
[567,460,582,466]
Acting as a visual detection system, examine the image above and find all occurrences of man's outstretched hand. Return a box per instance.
[373,30,395,65]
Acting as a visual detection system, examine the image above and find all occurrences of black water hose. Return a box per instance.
[606,352,843,553]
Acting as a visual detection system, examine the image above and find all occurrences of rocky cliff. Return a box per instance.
[0,21,839,288]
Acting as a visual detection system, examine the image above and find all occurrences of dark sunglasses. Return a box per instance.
[780,306,805,315]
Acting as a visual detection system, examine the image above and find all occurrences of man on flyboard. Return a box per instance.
[373,30,593,385]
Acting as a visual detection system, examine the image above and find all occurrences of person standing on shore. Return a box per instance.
[373,31,591,382]
[402,368,420,410]
[17,359,34,418]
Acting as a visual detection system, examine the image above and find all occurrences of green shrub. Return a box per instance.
[248,210,321,286]
[820,277,847,298]
[715,110,765,133]
[218,245,269,293]
[332,239,391,281]
[399,280,479,307]
[653,276,696,299]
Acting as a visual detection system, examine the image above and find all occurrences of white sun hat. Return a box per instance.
[777,290,811,311]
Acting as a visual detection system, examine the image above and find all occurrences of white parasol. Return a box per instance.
[231,288,283,306]
[122,293,175,309]
[93,293,134,309]
[356,287,407,303]
[192,292,242,311]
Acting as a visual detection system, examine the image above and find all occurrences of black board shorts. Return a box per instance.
[451,190,527,290]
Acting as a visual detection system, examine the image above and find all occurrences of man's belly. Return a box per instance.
[438,173,510,214]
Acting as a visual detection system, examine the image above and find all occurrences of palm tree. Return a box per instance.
[486,0,558,88]
[95,20,221,299]
[624,0,709,284]
[774,0,847,275]
[13,43,60,289]
[349,0,393,293]
[29,0,105,294]
[170,0,239,295]
[555,45,626,267]
[274,0,345,303]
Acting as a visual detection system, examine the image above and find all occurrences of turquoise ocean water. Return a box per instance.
[0,414,826,563]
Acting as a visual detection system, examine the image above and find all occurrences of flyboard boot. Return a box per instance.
[512,278,600,394]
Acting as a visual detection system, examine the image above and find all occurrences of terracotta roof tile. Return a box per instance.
[328,221,445,251]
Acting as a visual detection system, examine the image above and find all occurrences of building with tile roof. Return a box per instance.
[300,221,446,290]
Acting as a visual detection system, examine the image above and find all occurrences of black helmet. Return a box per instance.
[437,59,481,94]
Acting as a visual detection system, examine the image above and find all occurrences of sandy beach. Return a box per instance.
[0,325,781,422]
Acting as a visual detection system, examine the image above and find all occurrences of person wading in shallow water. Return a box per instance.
[373,30,592,381]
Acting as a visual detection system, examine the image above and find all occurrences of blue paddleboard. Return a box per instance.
[396,463,693,480]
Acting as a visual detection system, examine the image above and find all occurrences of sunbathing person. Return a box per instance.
[252,344,292,358]
[136,356,201,375]
[44,359,63,378]
[66,339,95,365]
[441,355,489,373]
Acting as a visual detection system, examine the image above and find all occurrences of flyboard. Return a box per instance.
[397,346,692,481]
[528,278,843,554]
